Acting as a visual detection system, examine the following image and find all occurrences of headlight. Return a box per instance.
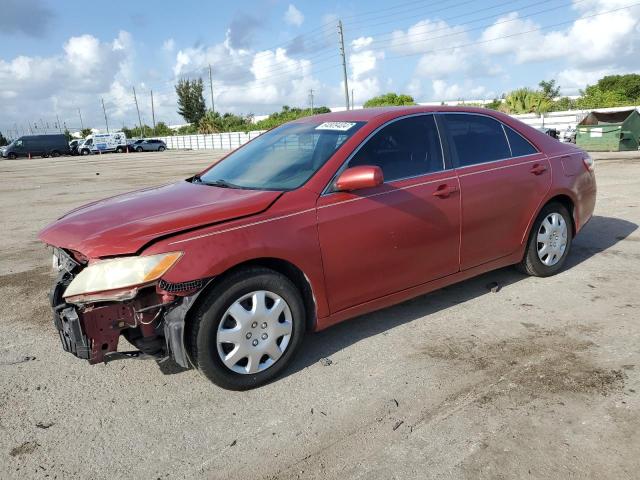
[63,252,182,301]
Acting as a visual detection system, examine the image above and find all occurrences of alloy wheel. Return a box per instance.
[216,290,293,374]
[537,212,568,266]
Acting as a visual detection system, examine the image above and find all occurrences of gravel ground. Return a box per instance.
[0,150,639,479]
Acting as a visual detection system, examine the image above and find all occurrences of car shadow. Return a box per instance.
[281,214,638,379]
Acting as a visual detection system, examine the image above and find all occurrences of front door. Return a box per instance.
[439,113,551,270]
[317,114,461,313]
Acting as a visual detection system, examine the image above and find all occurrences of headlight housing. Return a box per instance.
[63,252,182,302]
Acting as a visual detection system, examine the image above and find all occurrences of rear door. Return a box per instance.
[317,114,461,313]
[439,113,551,270]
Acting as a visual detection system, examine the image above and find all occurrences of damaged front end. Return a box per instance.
[49,248,207,368]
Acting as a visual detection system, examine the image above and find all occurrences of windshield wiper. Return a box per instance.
[197,178,243,189]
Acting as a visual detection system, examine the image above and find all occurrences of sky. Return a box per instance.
[1,0,639,135]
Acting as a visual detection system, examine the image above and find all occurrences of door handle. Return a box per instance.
[432,184,459,198]
[530,164,547,175]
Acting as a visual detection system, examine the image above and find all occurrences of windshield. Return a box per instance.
[198,121,365,190]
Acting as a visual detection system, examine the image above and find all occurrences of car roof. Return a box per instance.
[296,105,507,123]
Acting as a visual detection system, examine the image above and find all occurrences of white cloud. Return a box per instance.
[480,2,640,66]
[431,80,492,101]
[162,38,175,52]
[284,4,304,27]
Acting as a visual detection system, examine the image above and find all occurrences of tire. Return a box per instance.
[81,149,89,156]
[136,147,143,152]
[518,202,573,277]
[42,153,50,158]
[51,151,60,157]
[189,267,306,390]
[158,146,165,152]
[116,147,123,153]
[8,153,16,160]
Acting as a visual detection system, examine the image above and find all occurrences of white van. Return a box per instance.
[80,132,127,155]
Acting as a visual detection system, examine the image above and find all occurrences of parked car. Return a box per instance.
[536,127,559,139]
[560,126,577,144]
[78,138,92,155]
[91,132,128,154]
[39,107,596,390]
[69,139,83,155]
[2,134,70,159]
[128,139,167,152]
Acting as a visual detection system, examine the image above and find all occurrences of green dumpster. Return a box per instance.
[576,109,640,152]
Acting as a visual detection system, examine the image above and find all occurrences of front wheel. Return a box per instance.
[136,146,143,152]
[158,146,165,152]
[8,152,16,160]
[189,267,306,390]
[518,202,573,277]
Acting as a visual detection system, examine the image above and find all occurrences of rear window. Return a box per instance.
[505,126,537,157]
[442,114,511,167]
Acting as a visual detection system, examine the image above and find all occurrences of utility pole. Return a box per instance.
[150,89,156,135]
[351,89,355,109]
[56,114,63,133]
[132,86,144,137]
[28,121,33,134]
[337,20,350,110]
[208,64,215,113]
[309,88,314,115]
[101,97,109,133]
[78,108,84,132]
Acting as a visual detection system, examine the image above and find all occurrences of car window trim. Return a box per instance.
[321,112,448,196]
[438,112,541,170]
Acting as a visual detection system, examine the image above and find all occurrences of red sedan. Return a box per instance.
[39,107,596,390]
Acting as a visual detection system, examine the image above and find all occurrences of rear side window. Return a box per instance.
[349,115,444,182]
[504,126,537,157]
[442,114,511,167]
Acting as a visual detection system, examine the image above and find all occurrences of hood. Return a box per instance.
[39,180,282,258]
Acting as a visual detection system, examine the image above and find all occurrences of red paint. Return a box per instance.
[335,165,383,191]
[39,106,596,333]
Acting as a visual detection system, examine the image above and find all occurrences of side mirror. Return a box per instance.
[335,165,384,192]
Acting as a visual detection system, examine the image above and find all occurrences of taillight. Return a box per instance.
[582,153,595,172]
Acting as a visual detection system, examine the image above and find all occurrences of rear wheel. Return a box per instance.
[116,147,124,153]
[518,202,573,277]
[8,152,16,160]
[189,267,306,390]
[42,153,49,158]
[158,146,165,152]
[51,151,60,157]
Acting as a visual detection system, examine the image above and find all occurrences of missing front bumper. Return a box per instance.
[48,271,207,369]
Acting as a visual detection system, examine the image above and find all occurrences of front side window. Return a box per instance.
[442,114,511,167]
[348,115,444,182]
[199,121,364,190]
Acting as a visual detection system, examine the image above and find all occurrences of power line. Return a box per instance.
[359,0,559,45]
[350,3,640,65]
[363,0,578,52]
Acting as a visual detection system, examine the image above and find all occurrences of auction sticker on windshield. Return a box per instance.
[316,122,356,131]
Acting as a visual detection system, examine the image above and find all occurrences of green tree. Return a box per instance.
[80,128,93,138]
[550,97,576,112]
[538,80,561,100]
[175,78,207,124]
[501,88,552,114]
[153,122,174,136]
[0,131,8,146]
[363,93,416,108]
[484,98,503,110]
[575,85,629,109]
[63,129,72,142]
[595,74,640,102]
[251,105,331,130]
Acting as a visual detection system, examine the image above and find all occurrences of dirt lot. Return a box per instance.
[0,150,639,479]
